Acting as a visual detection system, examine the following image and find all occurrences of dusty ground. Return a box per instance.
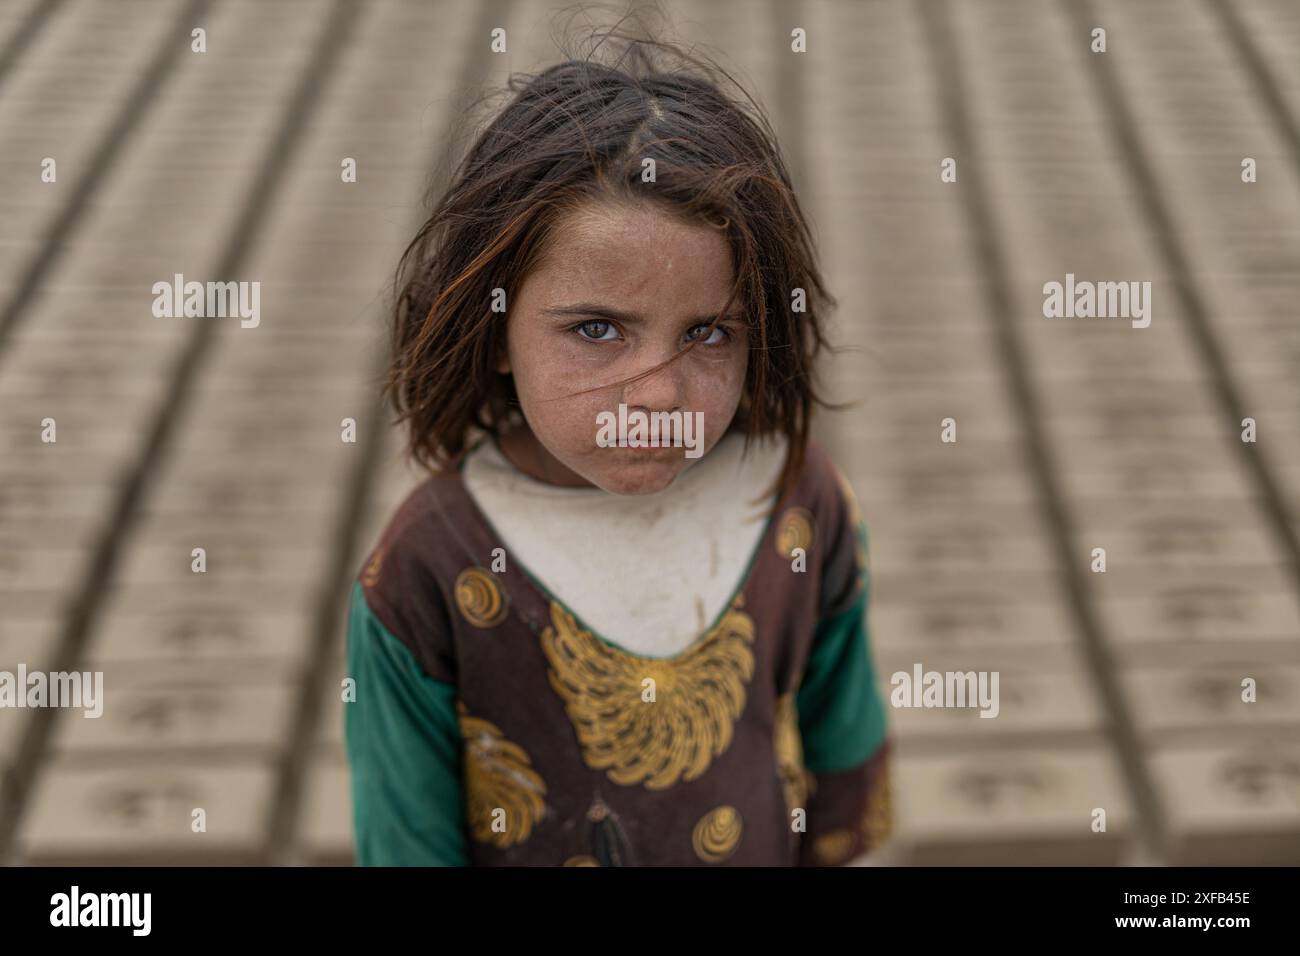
[0,0,1297,865]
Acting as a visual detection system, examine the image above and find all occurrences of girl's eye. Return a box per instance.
[575,319,620,342]
[686,323,729,346]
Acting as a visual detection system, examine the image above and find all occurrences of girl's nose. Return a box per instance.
[621,356,684,413]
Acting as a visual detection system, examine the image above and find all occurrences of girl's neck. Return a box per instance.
[494,423,595,488]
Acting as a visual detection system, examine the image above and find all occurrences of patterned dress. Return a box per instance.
[345,438,891,865]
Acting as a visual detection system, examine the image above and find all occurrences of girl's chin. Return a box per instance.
[583,458,691,496]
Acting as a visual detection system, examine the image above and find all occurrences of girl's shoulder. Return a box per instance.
[782,438,868,620]
[352,465,482,677]
[785,438,863,532]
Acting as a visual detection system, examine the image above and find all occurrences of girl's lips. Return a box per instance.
[610,442,682,453]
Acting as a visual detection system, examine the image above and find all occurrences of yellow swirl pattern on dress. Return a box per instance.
[774,506,815,560]
[540,595,756,789]
[360,547,383,588]
[563,856,599,867]
[457,701,546,848]
[454,566,508,628]
[774,692,812,815]
[861,756,894,851]
[692,806,743,862]
[813,828,857,865]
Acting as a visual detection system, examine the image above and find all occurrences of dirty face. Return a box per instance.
[498,198,748,495]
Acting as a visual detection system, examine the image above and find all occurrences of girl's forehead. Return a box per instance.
[535,200,734,292]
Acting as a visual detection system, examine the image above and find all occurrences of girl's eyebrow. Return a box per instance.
[544,303,743,325]
[544,303,643,324]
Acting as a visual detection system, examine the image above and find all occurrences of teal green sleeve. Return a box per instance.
[344,580,467,866]
[796,521,889,773]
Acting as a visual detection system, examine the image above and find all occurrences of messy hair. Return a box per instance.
[387,19,837,501]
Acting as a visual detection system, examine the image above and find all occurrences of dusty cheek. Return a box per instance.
[685,373,746,445]
[525,393,610,457]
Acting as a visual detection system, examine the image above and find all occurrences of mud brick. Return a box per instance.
[1117,639,1300,669]
[872,593,1076,651]
[183,382,374,430]
[1096,582,1300,647]
[1085,524,1279,570]
[170,409,359,454]
[1053,439,1254,500]
[1121,659,1300,742]
[5,329,180,374]
[1279,465,1300,514]
[892,746,1132,865]
[1227,335,1300,379]
[1152,737,1300,866]
[317,704,346,755]
[85,601,311,667]
[316,649,348,751]
[871,569,1063,606]
[0,591,69,621]
[87,654,301,689]
[213,293,383,335]
[17,760,274,865]
[1240,410,1300,457]
[1027,333,1201,379]
[833,350,1002,384]
[100,578,319,621]
[844,328,1002,380]
[300,755,353,865]
[0,543,93,595]
[1234,372,1300,415]
[1041,408,1224,442]
[865,500,1044,538]
[1051,431,1244,478]
[1222,358,1294,390]
[130,508,335,554]
[166,421,355,460]
[1263,427,1300,472]
[0,351,172,401]
[0,473,118,524]
[203,332,376,379]
[841,405,1020,442]
[868,528,1054,578]
[1059,466,1252,503]
[51,674,297,761]
[0,393,161,435]
[879,647,1104,748]
[1041,380,1221,426]
[850,375,1011,408]
[847,437,1029,468]
[1087,562,1293,600]
[842,458,1038,507]
[115,543,328,590]
[0,419,144,463]
[0,698,25,763]
[0,616,58,667]
[1021,312,1193,355]
[178,439,386,482]
[869,520,1054,577]
[0,448,130,484]
[0,516,104,552]
[145,470,340,516]
[3,316,185,353]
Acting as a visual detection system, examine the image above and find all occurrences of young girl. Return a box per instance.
[345,37,891,866]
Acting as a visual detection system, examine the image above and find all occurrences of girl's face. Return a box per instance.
[500,198,749,495]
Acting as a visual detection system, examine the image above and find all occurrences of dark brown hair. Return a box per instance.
[387,23,837,501]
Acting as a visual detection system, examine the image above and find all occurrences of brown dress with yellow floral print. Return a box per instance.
[350,438,891,866]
